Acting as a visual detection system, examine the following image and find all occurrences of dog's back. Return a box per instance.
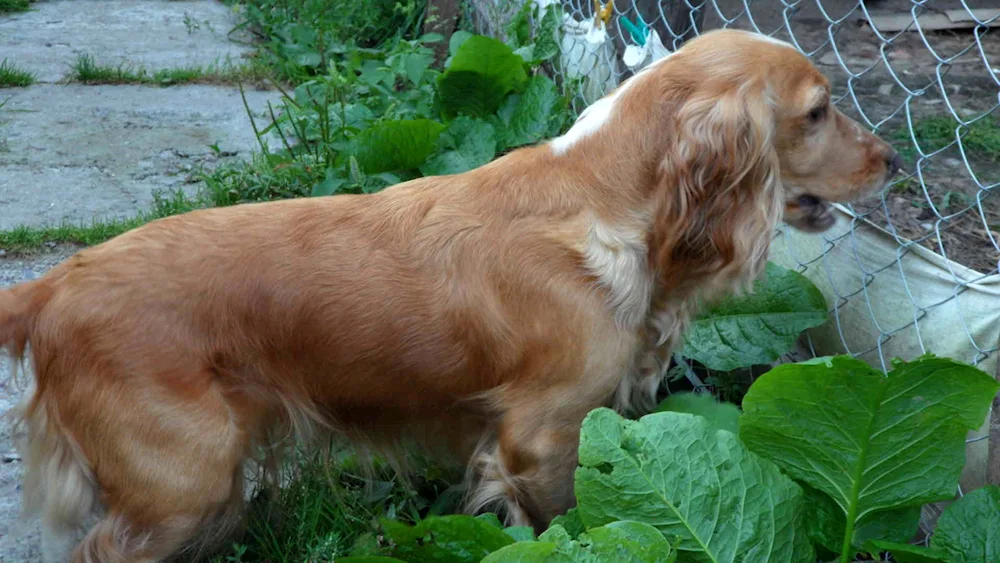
[0,161,608,562]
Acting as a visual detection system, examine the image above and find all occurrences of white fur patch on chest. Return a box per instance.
[581,220,652,330]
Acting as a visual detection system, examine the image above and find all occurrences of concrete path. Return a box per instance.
[0,0,280,231]
[0,1,282,560]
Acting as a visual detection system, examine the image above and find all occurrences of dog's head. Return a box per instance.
[634,29,899,286]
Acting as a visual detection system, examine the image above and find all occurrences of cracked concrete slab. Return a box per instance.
[0,83,280,230]
[0,1,282,560]
[0,0,258,83]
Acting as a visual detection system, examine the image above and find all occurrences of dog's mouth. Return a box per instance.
[784,194,836,233]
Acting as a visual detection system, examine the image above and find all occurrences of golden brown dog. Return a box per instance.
[1,29,900,562]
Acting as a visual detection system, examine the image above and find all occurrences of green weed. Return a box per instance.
[72,53,268,86]
[0,58,35,87]
[230,0,426,82]
[208,449,458,563]
[0,189,200,254]
[0,0,32,13]
[889,114,1000,162]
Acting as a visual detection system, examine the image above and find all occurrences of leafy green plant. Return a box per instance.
[483,521,674,562]
[575,408,814,562]
[665,261,829,403]
[741,355,999,563]
[680,262,828,372]
[436,35,528,119]
[887,115,1000,163]
[71,53,262,86]
[332,356,996,563]
[0,0,32,14]
[931,485,1000,562]
[233,0,426,81]
[207,27,570,205]
[0,58,35,87]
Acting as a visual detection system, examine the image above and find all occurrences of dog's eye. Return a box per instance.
[808,105,828,123]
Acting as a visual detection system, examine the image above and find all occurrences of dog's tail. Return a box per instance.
[2,276,104,561]
[0,279,50,371]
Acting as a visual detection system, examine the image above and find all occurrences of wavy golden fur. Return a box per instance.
[1,29,899,562]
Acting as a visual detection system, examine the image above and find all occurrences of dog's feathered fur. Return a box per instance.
[1,30,898,562]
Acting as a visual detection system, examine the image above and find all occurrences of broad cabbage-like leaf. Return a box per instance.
[482,522,674,562]
[802,483,921,554]
[740,355,999,560]
[931,485,1000,563]
[492,74,565,150]
[680,262,827,371]
[574,408,814,562]
[437,35,528,118]
[352,119,446,174]
[655,392,741,435]
[378,514,514,562]
[420,116,496,177]
[862,541,950,563]
[548,507,585,540]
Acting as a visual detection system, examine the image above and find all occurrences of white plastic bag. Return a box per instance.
[622,28,671,74]
[558,3,620,106]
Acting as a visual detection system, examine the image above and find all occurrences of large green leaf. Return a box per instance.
[419,116,497,177]
[680,262,827,371]
[655,392,742,436]
[531,3,562,63]
[379,514,514,562]
[493,74,564,150]
[352,119,446,174]
[437,35,528,118]
[863,541,951,563]
[802,483,921,554]
[574,408,814,562]
[931,485,1000,563]
[481,522,674,563]
[740,355,999,562]
[548,507,586,540]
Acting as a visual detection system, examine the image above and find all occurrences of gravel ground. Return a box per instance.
[0,245,81,563]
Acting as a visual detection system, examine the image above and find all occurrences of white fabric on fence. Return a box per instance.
[772,206,1000,494]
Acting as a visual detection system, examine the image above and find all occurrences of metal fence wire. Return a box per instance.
[469,0,1000,502]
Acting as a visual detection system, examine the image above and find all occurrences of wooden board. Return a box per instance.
[866,8,1000,32]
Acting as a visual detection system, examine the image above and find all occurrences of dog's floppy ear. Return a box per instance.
[651,80,783,293]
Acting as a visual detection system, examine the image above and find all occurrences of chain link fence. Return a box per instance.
[469,0,1000,529]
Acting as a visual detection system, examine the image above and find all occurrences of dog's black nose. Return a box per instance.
[887,152,904,175]
[798,194,820,206]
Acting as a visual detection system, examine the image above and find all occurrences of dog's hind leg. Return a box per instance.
[24,364,257,562]
[11,399,98,563]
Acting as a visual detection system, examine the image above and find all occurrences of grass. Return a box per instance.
[0,58,35,87]
[888,114,1000,162]
[0,189,200,254]
[72,53,269,86]
[0,0,32,14]
[230,0,426,82]
[203,449,458,563]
